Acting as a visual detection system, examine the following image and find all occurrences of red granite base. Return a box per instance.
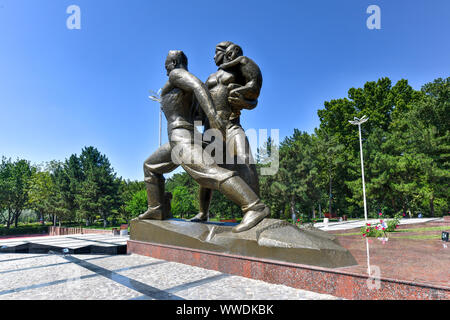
[127,239,450,300]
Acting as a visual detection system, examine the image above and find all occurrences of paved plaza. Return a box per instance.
[1,218,446,300]
[0,234,128,254]
[315,217,442,231]
[0,252,339,300]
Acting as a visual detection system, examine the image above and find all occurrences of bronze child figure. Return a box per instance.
[191,42,263,224]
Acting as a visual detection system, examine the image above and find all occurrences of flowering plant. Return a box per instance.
[360,212,402,238]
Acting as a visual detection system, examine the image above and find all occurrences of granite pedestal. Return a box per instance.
[129,218,356,268]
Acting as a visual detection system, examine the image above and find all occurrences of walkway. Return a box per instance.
[315,218,442,231]
[0,234,128,254]
[0,252,339,300]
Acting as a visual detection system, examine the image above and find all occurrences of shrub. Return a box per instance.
[0,225,49,236]
[386,213,402,232]
[360,212,402,238]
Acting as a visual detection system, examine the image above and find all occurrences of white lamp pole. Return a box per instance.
[349,115,371,275]
[158,108,162,147]
[349,115,369,222]
[149,89,163,147]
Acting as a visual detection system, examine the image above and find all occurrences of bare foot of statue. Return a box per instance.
[232,206,270,233]
[190,212,208,222]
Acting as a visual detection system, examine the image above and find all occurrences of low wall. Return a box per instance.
[48,226,112,236]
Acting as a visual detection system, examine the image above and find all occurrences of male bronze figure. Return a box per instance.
[140,50,269,233]
[191,41,263,223]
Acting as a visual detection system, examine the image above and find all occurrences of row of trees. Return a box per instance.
[162,77,449,220]
[0,147,145,228]
[259,77,449,219]
[1,77,448,226]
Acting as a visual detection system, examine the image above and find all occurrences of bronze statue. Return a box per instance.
[190,41,263,223]
[140,50,269,233]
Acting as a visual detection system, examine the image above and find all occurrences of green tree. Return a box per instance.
[28,166,54,223]
[314,129,345,217]
[377,77,450,216]
[258,138,286,219]
[0,158,33,228]
[317,78,422,217]
[77,147,120,227]
[125,189,148,220]
[51,160,77,225]
[171,185,196,219]
[119,179,145,223]
[0,157,14,227]
[64,154,83,223]
[259,130,324,221]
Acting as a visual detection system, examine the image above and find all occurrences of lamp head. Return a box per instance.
[349,115,369,125]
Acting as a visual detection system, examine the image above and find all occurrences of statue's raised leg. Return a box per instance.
[218,176,269,233]
[172,133,270,232]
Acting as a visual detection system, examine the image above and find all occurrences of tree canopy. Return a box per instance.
[1,77,448,227]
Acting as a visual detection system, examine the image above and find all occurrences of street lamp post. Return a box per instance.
[158,107,162,147]
[349,115,370,275]
[349,115,369,222]
[149,89,163,147]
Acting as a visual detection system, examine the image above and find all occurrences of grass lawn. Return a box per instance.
[394,226,450,233]
[390,234,442,240]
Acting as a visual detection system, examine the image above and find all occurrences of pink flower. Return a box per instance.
[363,233,366,237]
[379,212,382,216]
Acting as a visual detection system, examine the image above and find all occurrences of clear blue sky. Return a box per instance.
[1,0,449,180]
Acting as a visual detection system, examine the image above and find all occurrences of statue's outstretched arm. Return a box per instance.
[219,56,246,70]
[169,69,226,136]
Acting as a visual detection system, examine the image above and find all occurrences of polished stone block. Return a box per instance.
[130,218,357,268]
[127,239,450,300]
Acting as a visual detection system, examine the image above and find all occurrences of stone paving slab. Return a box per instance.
[0,234,129,255]
[0,253,339,300]
[0,234,129,248]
